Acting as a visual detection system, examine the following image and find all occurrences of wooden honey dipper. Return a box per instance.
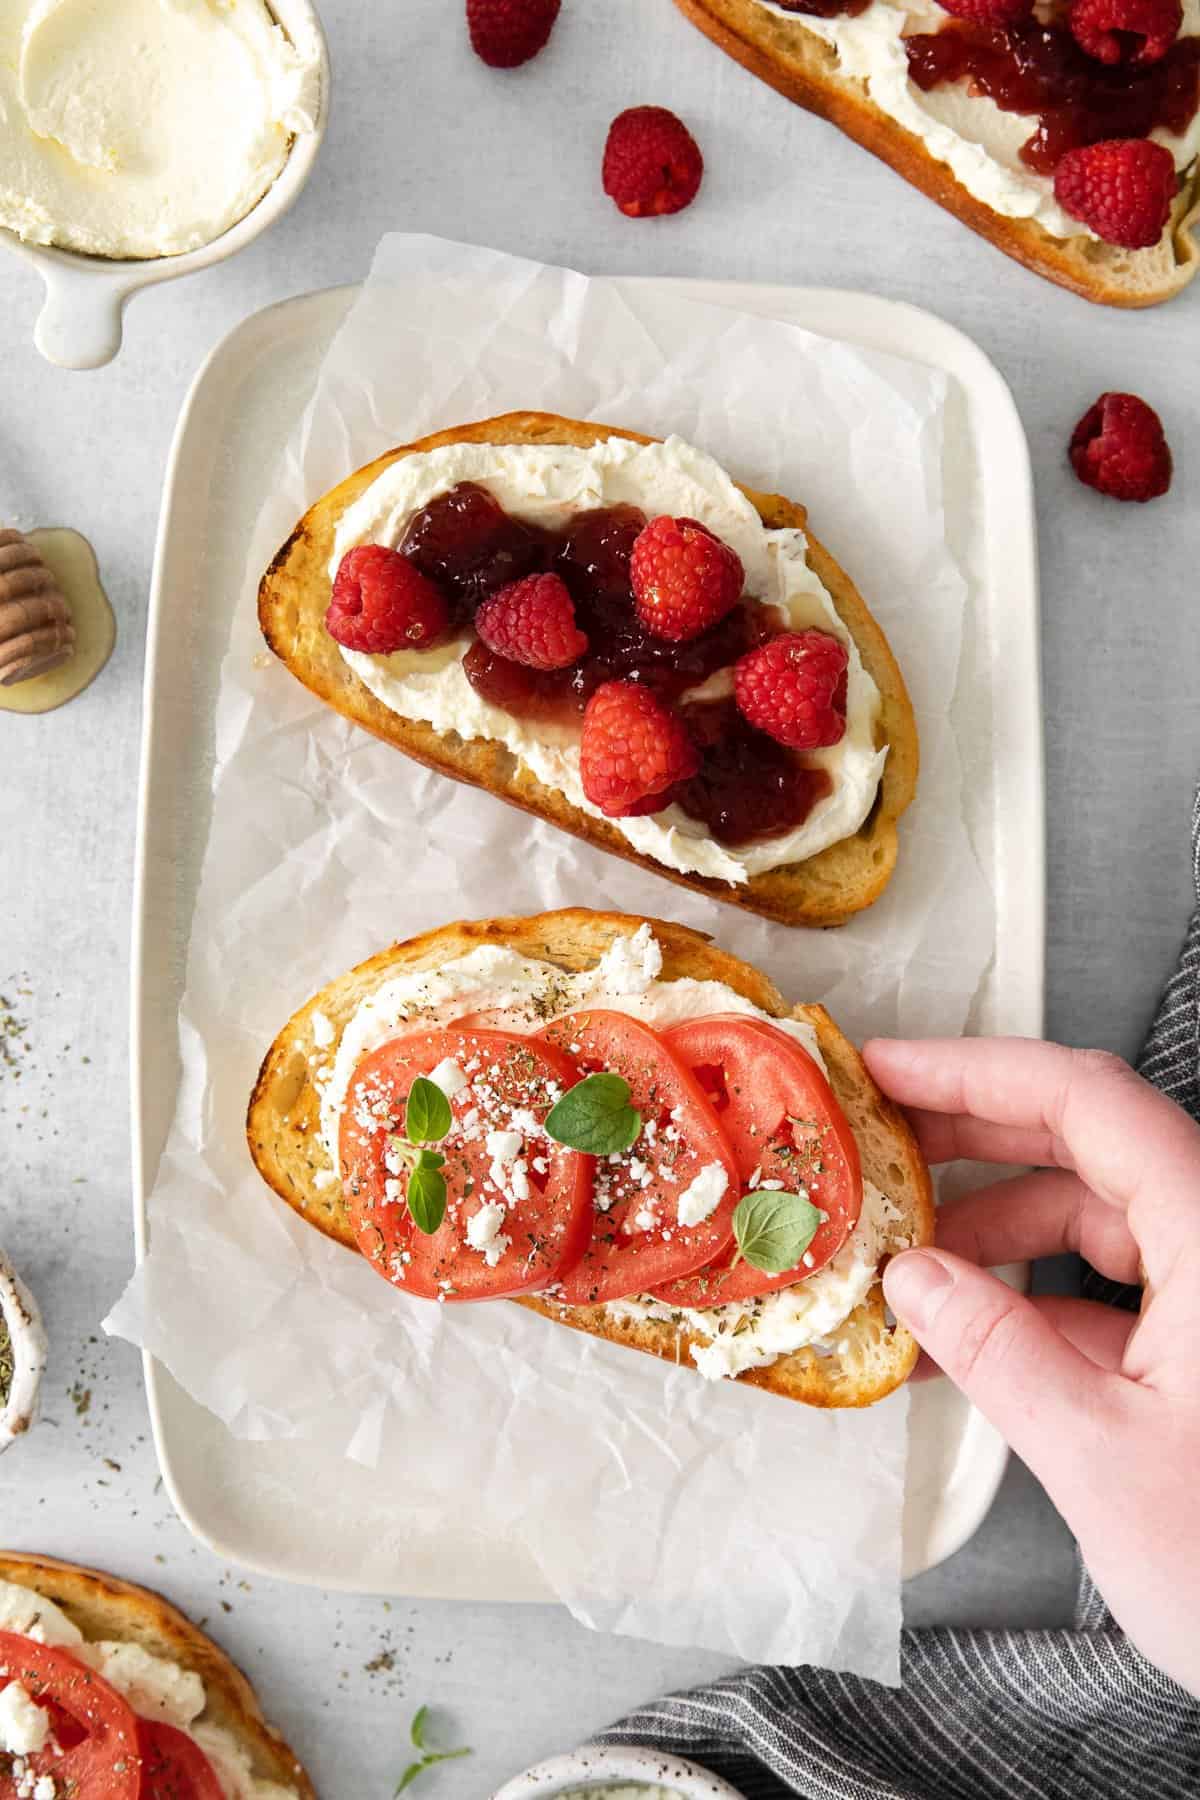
[0,528,76,687]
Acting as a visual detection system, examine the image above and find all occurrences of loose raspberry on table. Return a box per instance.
[935,0,1034,24]
[1053,138,1177,247]
[1068,392,1172,501]
[466,0,561,68]
[1068,0,1181,64]
[629,515,743,643]
[602,107,704,218]
[580,680,700,818]
[733,631,850,750]
[475,572,588,670]
[325,546,450,653]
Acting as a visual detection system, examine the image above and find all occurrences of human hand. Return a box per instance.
[864,1037,1200,1697]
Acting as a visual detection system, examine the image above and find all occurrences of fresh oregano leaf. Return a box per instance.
[731,1187,822,1275]
[396,1709,472,1794]
[406,1076,452,1146]
[544,1072,641,1156]
[407,1160,447,1235]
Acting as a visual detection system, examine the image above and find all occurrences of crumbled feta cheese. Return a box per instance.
[427,1057,469,1099]
[310,1010,335,1048]
[632,1206,659,1233]
[0,1683,51,1755]
[485,1129,523,1167]
[676,1161,729,1229]
[465,1202,511,1268]
[596,923,664,995]
[34,1777,57,1800]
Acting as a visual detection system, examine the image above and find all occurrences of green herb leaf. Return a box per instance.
[731,1187,822,1275]
[415,1149,445,1172]
[545,1072,641,1156]
[407,1162,447,1235]
[406,1077,453,1146]
[396,1709,472,1794]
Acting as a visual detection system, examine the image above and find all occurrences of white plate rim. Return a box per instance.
[129,276,1044,1597]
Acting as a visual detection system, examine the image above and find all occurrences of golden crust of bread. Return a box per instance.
[0,1551,315,1798]
[258,411,918,929]
[675,0,1200,308]
[247,908,935,1408]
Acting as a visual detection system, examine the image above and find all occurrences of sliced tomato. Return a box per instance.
[535,1010,741,1304]
[651,1014,863,1309]
[138,1720,224,1800]
[341,1026,593,1300]
[0,1633,140,1799]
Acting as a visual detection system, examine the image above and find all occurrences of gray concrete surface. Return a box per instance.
[2,2,1197,1794]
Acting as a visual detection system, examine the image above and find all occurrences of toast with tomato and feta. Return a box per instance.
[247,910,934,1408]
[258,412,917,929]
[675,0,1200,308]
[0,1551,314,1799]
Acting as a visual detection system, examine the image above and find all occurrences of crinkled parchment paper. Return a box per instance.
[108,235,993,1680]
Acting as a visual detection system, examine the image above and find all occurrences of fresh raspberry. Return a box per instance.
[629,516,743,643]
[474,572,588,670]
[1068,0,1181,64]
[1068,392,1172,502]
[602,107,704,218]
[934,0,1034,24]
[326,546,449,653]
[466,0,560,68]
[1053,138,1177,248]
[579,681,700,818]
[733,631,850,750]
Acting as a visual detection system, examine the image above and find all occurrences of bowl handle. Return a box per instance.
[33,262,129,369]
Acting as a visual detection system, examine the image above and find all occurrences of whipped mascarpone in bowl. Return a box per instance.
[758,0,1200,240]
[331,435,889,885]
[0,0,323,260]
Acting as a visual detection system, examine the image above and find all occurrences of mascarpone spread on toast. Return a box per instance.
[758,0,1200,241]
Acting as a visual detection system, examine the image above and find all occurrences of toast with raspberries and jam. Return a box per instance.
[259,412,918,928]
[675,0,1200,307]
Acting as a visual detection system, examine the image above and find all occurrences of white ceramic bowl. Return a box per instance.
[491,1745,747,1800]
[2,0,330,370]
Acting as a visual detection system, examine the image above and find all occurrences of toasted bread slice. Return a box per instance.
[247,909,934,1408]
[675,0,1200,308]
[258,411,918,929]
[0,1551,315,1797]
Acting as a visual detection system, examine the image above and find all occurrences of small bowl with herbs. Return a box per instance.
[492,1745,746,1800]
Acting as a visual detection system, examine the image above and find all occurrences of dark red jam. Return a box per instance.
[396,483,835,847]
[672,698,835,847]
[775,0,871,16]
[905,21,1200,173]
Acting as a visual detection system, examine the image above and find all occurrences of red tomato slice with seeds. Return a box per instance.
[138,1720,224,1800]
[651,1014,862,1309]
[341,1026,593,1301]
[535,1010,741,1304]
[0,1633,141,1800]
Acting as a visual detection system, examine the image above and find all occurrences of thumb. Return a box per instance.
[884,1248,1113,1504]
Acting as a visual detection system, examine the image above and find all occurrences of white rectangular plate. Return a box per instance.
[132,280,1043,1597]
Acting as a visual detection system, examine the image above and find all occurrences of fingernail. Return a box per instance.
[884,1251,956,1330]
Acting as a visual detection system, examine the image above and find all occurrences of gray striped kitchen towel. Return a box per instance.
[598,788,1200,1798]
